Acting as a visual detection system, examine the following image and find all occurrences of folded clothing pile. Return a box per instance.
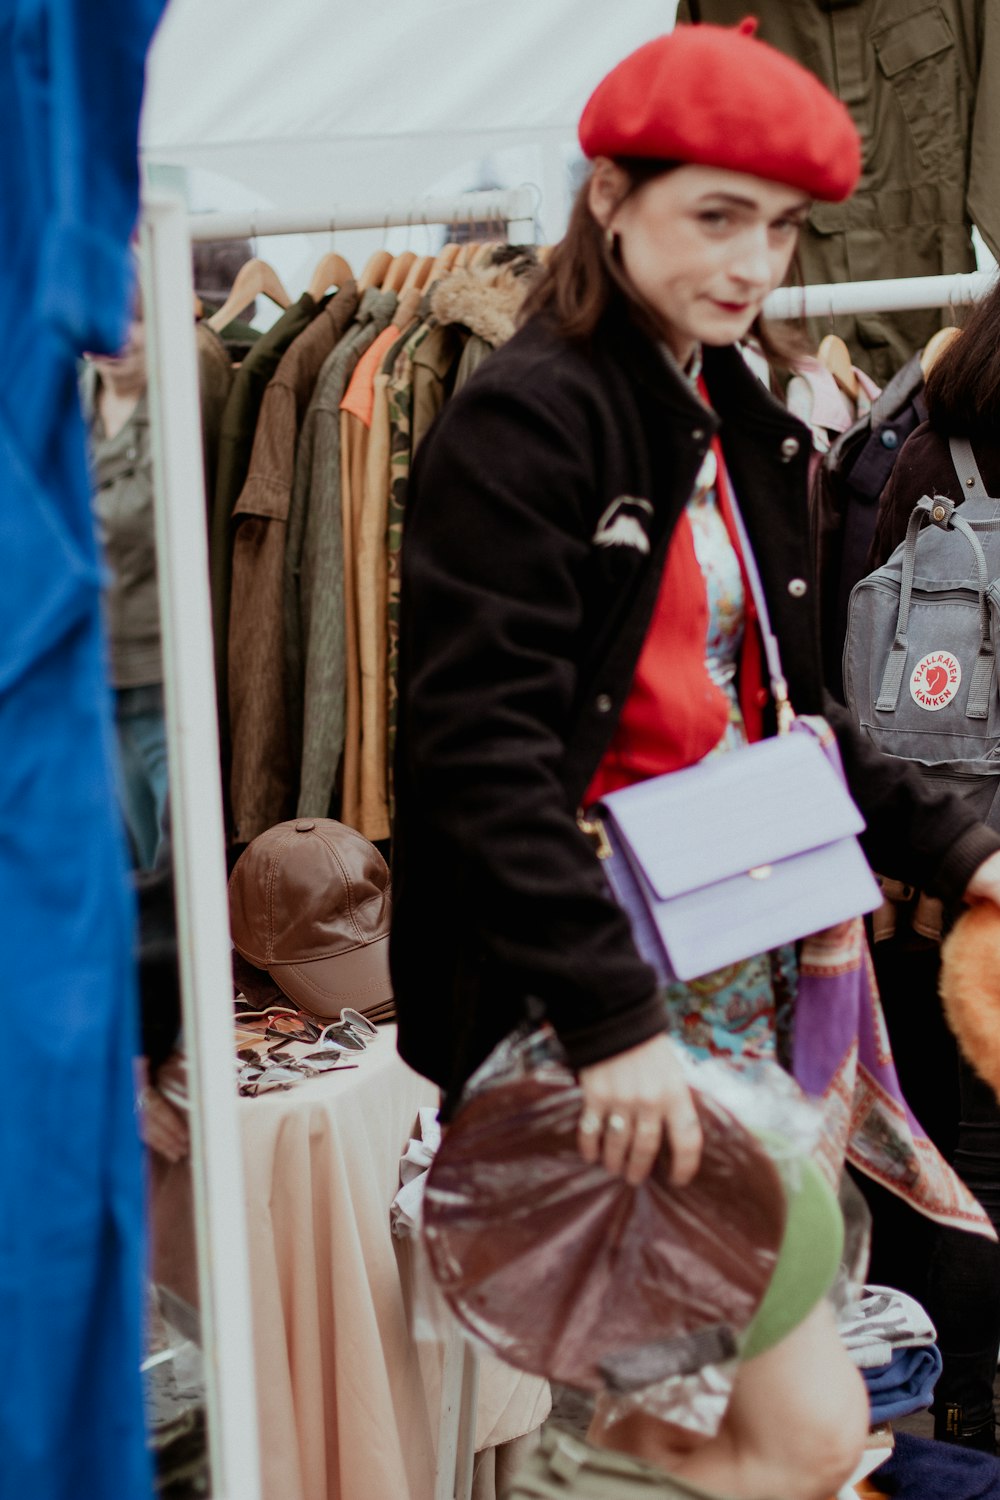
[838,1284,941,1422]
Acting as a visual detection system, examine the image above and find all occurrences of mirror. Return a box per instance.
[124,196,262,1500]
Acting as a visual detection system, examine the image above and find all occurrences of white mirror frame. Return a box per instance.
[140,192,262,1500]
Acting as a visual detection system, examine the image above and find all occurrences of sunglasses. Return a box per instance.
[316,1008,379,1053]
[233,1006,323,1045]
[237,1048,360,1097]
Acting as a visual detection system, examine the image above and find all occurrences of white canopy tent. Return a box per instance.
[141,0,680,285]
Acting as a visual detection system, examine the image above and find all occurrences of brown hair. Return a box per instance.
[520,161,807,368]
[924,280,1000,440]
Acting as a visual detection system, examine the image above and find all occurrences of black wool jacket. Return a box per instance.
[390,307,1000,1109]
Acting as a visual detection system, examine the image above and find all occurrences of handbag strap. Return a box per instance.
[717,450,796,732]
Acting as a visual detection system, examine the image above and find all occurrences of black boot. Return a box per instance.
[932,1350,998,1454]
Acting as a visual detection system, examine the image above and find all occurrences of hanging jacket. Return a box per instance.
[227,283,359,842]
[390,302,1000,1110]
[676,0,1000,382]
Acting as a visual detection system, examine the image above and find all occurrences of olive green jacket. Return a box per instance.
[676,0,1000,381]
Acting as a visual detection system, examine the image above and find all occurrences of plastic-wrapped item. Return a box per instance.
[422,1027,790,1393]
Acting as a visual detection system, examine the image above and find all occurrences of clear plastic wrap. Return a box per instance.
[422,1027,802,1397]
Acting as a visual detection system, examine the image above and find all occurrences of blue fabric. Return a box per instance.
[0,0,165,1496]
[863,1343,944,1422]
[870,1430,1000,1498]
[116,684,169,869]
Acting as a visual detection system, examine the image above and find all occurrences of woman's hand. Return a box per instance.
[964,851,1000,908]
[577,1032,702,1188]
[135,1057,189,1163]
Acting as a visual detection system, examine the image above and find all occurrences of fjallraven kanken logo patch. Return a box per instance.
[910,651,961,711]
[593,496,653,554]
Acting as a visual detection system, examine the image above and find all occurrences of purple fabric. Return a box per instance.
[791,718,993,1238]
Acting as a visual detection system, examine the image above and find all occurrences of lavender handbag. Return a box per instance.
[579,485,881,984]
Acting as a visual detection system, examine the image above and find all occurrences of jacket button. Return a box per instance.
[880,429,899,450]
[779,437,800,461]
[787,578,808,598]
[125,446,138,461]
[691,427,706,442]
[595,694,613,714]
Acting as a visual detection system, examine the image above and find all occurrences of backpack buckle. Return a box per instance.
[925,494,956,529]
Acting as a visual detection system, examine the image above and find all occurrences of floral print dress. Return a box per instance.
[663,443,796,1065]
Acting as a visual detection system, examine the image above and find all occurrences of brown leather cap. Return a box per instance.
[228,819,392,1019]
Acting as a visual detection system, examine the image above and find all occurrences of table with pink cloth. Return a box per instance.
[152,1024,550,1500]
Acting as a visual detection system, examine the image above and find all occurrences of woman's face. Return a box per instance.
[590,162,810,366]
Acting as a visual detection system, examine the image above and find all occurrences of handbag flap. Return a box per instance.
[600,733,864,901]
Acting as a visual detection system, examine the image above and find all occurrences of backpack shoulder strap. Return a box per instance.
[950,436,993,502]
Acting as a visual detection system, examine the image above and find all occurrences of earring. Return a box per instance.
[605,227,615,249]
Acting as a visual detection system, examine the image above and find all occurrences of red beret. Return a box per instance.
[579,19,861,203]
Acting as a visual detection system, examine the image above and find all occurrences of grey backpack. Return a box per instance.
[844,436,1000,828]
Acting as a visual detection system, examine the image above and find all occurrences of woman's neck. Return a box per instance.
[96,375,142,440]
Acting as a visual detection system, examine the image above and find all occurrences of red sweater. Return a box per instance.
[585,433,766,806]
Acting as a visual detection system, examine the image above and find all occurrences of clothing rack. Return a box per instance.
[764,269,994,321]
[188,186,538,244]
[140,186,533,1500]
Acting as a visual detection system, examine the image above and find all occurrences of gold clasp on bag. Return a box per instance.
[773,676,796,736]
[577,813,612,860]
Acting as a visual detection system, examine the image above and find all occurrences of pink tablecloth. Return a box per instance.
[153,1025,549,1500]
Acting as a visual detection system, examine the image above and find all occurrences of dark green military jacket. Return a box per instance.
[676,1,1000,381]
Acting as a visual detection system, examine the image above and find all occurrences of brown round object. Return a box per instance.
[228,818,392,1018]
[423,1069,787,1391]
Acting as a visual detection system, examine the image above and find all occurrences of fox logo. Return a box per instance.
[592,496,653,554]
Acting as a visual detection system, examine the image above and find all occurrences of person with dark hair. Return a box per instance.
[872,282,1000,563]
[858,283,1000,1454]
[391,23,1000,1499]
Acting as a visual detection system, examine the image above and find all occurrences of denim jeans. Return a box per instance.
[114,683,169,870]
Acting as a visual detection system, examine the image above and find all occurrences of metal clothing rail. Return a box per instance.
[188,186,538,243]
[142,184,530,1500]
[140,194,262,1500]
[764,269,995,321]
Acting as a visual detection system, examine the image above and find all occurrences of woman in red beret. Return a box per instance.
[391,21,1000,1498]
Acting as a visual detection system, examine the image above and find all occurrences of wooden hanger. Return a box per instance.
[394,285,424,332]
[817,333,859,403]
[382,251,417,294]
[471,242,498,271]
[357,250,393,294]
[308,252,354,302]
[536,244,555,267]
[426,242,462,286]
[920,325,962,378]
[207,258,290,332]
[455,242,481,268]
[400,254,434,296]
